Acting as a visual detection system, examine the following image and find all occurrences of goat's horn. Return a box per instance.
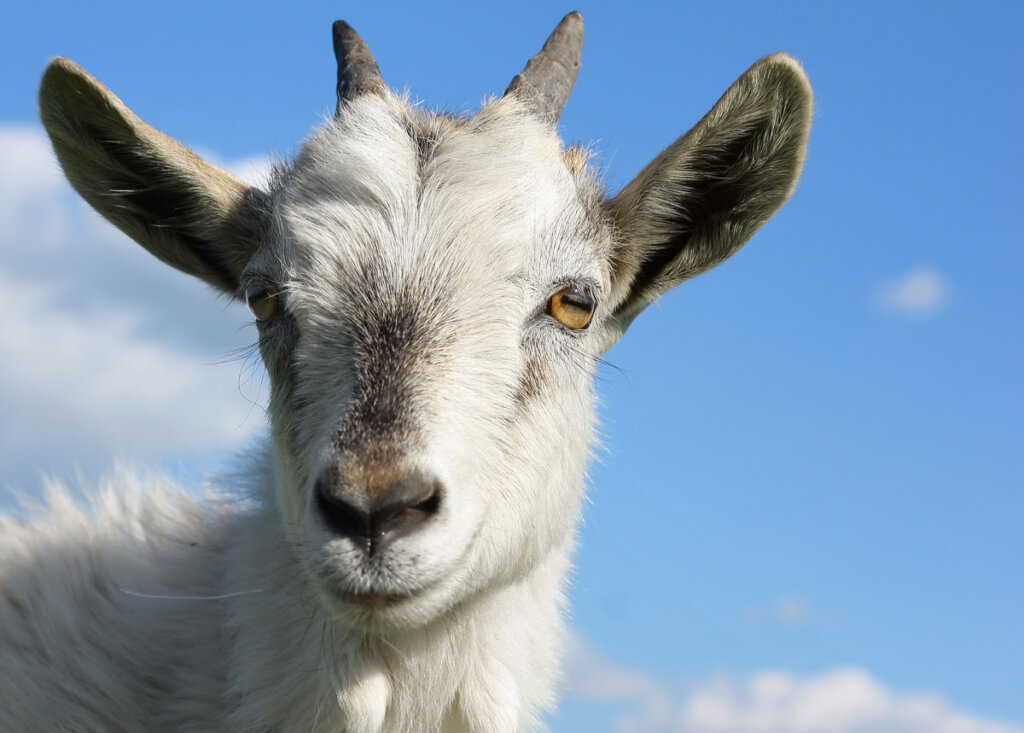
[333,20,384,111]
[503,11,584,125]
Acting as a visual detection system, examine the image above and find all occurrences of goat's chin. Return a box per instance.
[310,568,468,633]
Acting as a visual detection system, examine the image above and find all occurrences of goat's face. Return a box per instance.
[251,97,608,628]
[39,14,811,633]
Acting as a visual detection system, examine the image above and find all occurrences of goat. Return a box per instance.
[1,12,812,732]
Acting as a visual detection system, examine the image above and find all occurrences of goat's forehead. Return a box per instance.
[266,94,605,293]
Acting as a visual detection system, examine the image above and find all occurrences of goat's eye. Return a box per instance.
[245,284,279,322]
[547,288,596,330]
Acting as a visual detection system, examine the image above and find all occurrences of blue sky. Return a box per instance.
[2,1,1021,731]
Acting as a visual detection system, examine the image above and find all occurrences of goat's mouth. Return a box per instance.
[303,548,461,629]
[340,590,411,609]
[313,576,450,631]
[304,552,438,612]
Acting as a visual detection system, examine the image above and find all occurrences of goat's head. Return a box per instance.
[38,13,811,632]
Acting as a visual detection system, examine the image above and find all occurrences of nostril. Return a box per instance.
[371,476,442,546]
[413,490,441,516]
[314,470,442,554]
[315,476,371,543]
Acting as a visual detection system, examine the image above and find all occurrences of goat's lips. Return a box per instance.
[342,590,407,608]
[331,574,444,610]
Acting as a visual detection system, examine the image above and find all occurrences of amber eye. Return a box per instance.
[547,288,596,330]
[245,284,279,322]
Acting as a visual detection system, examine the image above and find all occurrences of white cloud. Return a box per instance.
[0,266,266,482]
[875,267,950,316]
[565,635,1024,733]
[0,124,271,488]
[675,668,1022,733]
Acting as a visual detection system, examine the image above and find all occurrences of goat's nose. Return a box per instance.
[314,471,442,555]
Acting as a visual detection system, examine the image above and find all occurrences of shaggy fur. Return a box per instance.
[4,14,812,732]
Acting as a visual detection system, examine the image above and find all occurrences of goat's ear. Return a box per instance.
[39,58,268,295]
[601,53,812,347]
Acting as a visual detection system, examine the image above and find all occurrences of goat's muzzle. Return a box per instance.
[314,469,442,556]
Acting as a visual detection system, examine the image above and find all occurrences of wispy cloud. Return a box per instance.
[743,595,838,628]
[564,634,1024,733]
[770,596,811,625]
[874,267,950,316]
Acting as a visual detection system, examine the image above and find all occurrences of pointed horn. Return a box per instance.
[333,20,384,112]
[503,11,584,124]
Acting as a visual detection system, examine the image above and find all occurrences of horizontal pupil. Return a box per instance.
[558,292,593,311]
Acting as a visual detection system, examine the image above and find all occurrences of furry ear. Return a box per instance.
[602,53,812,345]
[39,58,268,295]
